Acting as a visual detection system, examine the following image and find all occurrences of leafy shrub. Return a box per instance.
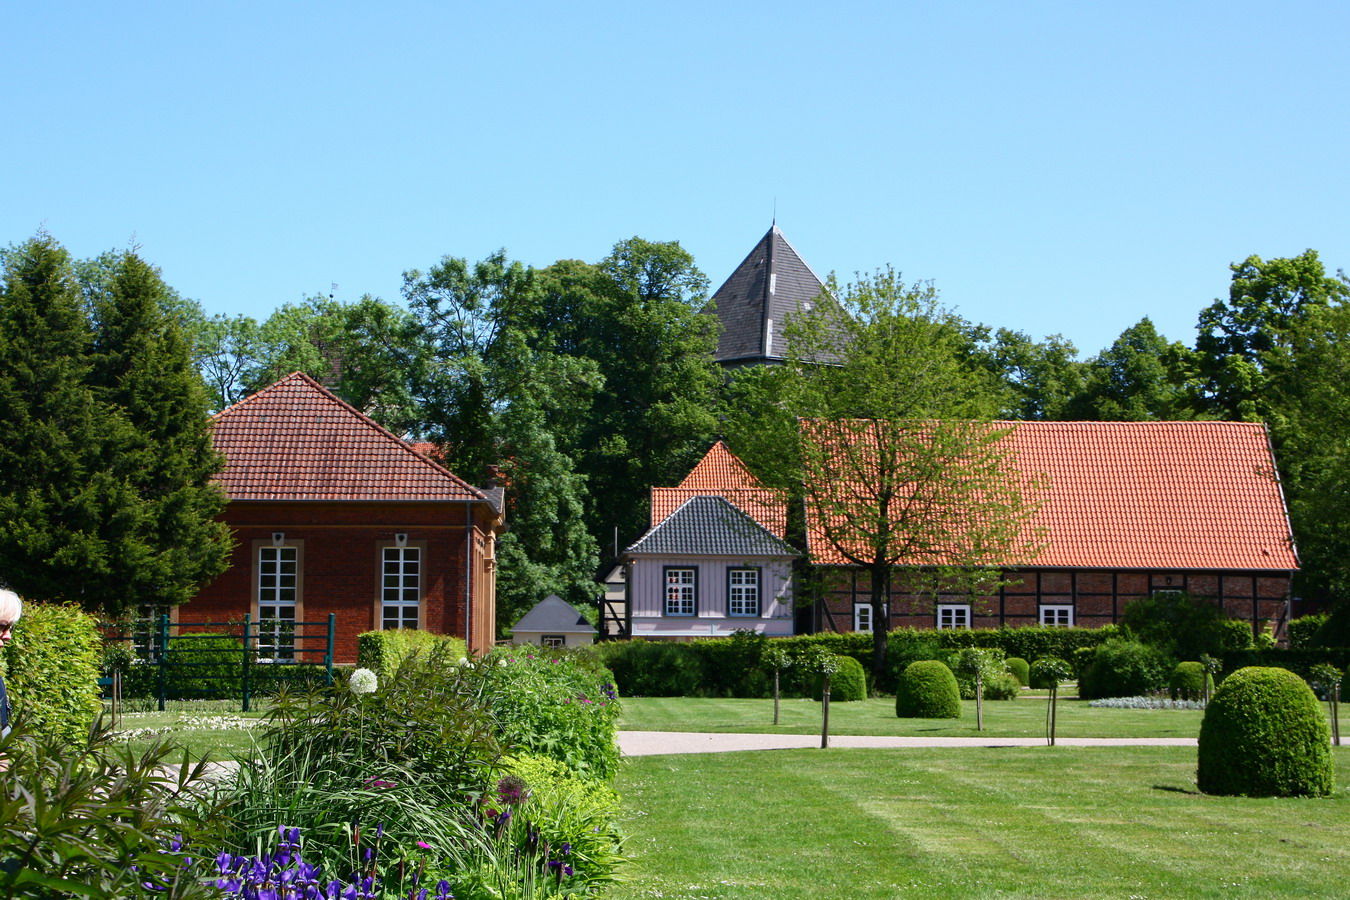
[1288,613,1331,649]
[503,754,623,884]
[217,643,505,878]
[0,718,221,898]
[477,648,622,780]
[895,660,961,718]
[1005,656,1030,686]
[814,655,867,701]
[1030,656,1072,690]
[982,673,1021,700]
[357,628,466,677]
[948,647,1006,700]
[1169,661,1213,701]
[1197,666,1333,797]
[1121,592,1253,659]
[3,602,102,746]
[1216,647,1350,681]
[1078,639,1169,700]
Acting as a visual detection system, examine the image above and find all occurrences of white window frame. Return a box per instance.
[936,604,972,630]
[541,634,566,648]
[727,568,760,617]
[664,567,697,616]
[257,545,299,661]
[1039,604,1074,627]
[132,603,174,661]
[381,545,422,630]
[854,603,888,633]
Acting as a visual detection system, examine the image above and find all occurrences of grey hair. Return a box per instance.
[0,588,22,624]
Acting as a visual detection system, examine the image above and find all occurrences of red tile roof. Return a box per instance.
[651,441,787,537]
[211,372,485,502]
[806,421,1298,571]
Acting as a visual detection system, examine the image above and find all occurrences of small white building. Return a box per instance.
[510,594,598,648]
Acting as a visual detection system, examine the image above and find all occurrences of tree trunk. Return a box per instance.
[821,674,832,749]
[773,669,781,726]
[870,562,888,683]
[975,671,984,732]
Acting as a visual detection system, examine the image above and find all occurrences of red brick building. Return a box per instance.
[180,372,503,663]
[809,421,1301,638]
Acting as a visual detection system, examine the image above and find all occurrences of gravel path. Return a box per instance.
[618,730,1197,756]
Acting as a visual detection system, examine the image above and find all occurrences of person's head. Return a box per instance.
[0,589,21,648]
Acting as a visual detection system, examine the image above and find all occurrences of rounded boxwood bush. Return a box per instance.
[1005,657,1030,686]
[1078,639,1169,700]
[982,672,1021,700]
[814,655,867,702]
[896,660,961,718]
[1169,661,1213,701]
[1197,666,1333,797]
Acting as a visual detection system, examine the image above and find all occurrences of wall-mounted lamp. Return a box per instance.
[272,532,285,547]
[395,532,408,548]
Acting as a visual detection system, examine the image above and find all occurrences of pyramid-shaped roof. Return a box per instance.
[805,420,1299,572]
[212,372,486,502]
[511,594,596,635]
[628,495,796,558]
[706,225,831,366]
[651,441,786,537]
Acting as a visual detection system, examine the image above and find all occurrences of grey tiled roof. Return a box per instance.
[626,495,797,558]
[705,225,832,366]
[511,594,597,634]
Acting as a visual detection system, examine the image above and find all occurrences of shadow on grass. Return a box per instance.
[1153,784,1201,795]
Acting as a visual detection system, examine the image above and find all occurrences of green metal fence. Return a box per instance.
[138,612,335,711]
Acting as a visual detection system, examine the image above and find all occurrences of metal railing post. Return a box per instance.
[325,613,335,686]
[242,614,252,713]
[157,613,169,712]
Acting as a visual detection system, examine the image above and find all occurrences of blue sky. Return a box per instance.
[6,1,1347,357]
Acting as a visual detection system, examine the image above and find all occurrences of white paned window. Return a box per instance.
[728,568,760,617]
[258,546,298,661]
[1040,604,1074,627]
[665,568,696,616]
[936,604,971,630]
[854,604,873,633]
[541,635,566,648]
[382,547,421,630]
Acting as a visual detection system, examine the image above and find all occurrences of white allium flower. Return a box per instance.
[349,667,379,694]
[456,657,469,667]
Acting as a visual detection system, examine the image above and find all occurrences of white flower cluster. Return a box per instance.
[349,667,379,694]
[1087,696,1206,710]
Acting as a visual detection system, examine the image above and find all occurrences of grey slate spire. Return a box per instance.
[705,225,831,368]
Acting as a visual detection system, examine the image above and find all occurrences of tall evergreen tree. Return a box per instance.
[86,250,231,614]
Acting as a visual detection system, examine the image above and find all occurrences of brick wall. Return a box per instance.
[818,566,1294,639]
[183,500,497,664]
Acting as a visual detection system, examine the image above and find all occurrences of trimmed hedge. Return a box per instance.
[1287,613,1331,650]
[815,655,867,701]
[1005,657,1030,686]
[1217,647,1350,682]
[1197,666,1333,797]
[1169,661,1213,701]
[896,660,961,718]
[1078,639,1169,700]
[3,603,102,746]
[356,629,468,677]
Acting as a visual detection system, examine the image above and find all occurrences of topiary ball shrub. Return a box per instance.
[1197,666,1333,797]
[1005,657,1030,686]
[982,673,1021,700]
[1029,657,1070,690]
[1169,661,1213,701]
[814,655,867,702]
[896,660,961,718]
[1078,639,1169,700]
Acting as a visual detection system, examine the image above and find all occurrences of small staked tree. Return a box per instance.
[953,648,1002,732]
[1199,654,1223,705]
[780,268,1043,682]
[1031,657,1072,746]
[802,647,841,749]
[761,644,793,726]
[1308,664,1342,747]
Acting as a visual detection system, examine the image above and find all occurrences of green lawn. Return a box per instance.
[612,745,1350,900]
[618,696,1213,739]
[107,699,268,759]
